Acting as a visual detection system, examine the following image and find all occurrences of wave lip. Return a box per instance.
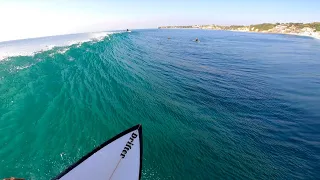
[0,31,122,61]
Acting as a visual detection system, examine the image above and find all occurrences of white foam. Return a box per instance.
[57,47,71,54]
[15,64,34,70]
[0,31,119,61]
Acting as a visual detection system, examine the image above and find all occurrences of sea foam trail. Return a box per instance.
[0,31,122,61]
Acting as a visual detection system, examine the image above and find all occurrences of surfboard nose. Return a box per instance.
[54,124,143,180]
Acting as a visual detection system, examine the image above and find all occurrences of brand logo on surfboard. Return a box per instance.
[120,132,138,158]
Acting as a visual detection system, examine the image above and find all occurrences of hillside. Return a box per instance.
[159,22,320,39]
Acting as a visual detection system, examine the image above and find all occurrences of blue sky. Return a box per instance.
[0,0,319,41]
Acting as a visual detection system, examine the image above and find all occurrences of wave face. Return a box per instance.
[0,29,320,179]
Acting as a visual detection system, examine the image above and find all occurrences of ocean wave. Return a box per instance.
[0,31,124,61]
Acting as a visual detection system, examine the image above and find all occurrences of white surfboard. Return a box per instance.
[54,124,143,180]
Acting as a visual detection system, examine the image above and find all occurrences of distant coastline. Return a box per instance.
[159,22,320,39]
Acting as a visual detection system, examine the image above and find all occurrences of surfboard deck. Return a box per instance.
[54,124,142,180]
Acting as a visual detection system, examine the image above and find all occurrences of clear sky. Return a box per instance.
[0,0,319,42]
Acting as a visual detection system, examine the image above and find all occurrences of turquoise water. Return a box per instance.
[0,29,320,179]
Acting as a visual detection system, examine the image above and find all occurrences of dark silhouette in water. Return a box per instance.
[168,37,171,39]
[195,38,199,42]
[126,29,130,32]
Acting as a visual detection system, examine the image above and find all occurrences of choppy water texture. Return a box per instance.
[0,29,320,179]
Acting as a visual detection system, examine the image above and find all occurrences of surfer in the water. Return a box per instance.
[195,38,199,42]
[126,29,129,32]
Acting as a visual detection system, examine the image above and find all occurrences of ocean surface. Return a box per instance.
[0,29,319,179]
